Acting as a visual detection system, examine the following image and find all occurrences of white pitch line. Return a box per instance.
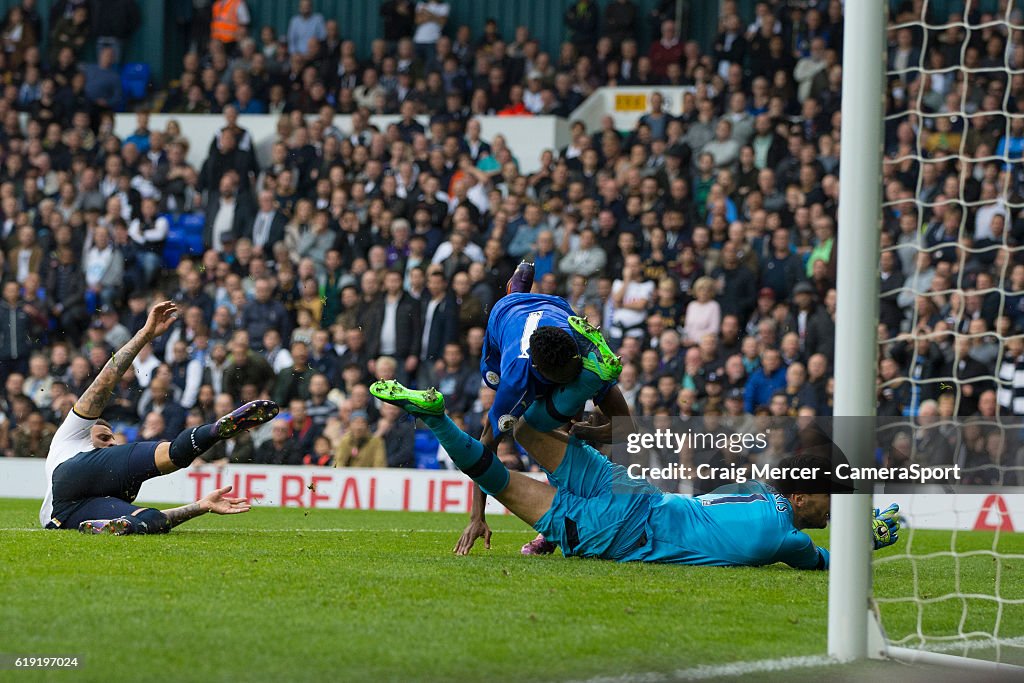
[570,655,836,683]
[569,636,1024,683]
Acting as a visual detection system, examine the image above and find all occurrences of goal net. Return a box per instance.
[862,0,1024,669]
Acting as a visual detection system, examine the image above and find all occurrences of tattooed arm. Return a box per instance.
[161,485,251,528]
[74,301,178,418]
[160,502,204,528]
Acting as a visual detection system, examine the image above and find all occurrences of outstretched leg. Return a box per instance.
[370,380,555,525]
[155,399,279,473]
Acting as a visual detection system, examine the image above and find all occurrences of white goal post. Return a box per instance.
[827,0,884,663]
[829,0,1023,672]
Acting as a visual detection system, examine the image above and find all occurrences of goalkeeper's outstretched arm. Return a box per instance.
[780,503,901,571]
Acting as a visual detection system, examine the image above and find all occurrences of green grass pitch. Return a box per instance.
[1,497,1022,682]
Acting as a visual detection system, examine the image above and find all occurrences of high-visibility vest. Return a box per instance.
[211,0,241,44]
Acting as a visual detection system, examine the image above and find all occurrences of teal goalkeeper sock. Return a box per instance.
[422,414,510,495]
[524,370,606,432]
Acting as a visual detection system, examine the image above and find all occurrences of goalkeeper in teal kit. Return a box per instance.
[370,322,901,568]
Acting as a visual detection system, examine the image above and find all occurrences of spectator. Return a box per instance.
[428,342,478,415]
[365,270,421,383]
[255,418,300,464]
[305,373,337,429]
[243,277,292,349]
[376,402,415,468]
[11,410,55,458]
[381,0,415,45]
[262,328,294,374]
[167,338,204,408]
[334,410,386,467]
[761,228,805,300]
[683,276,721,346]
[49,4,89,63]
[418,270,459,382]
[272,340,314,405]
[794,36,828,102]
[413,0,449,64]
[559,228,607,279]
[8,226,43,285]
[806,215,836,280]
[137,375,187,439]
[744,348,787,414]
[0,281,33,383]
[287,0,326,57]
[564,0,599,56]
[648,18,682,78]
[608,254,654,346]
[210,0,249,54]
[91,0,139,63]
[137,410,166,442]
[712,242,756,322]
[83,225,123,309]
[604,0,637,46]
[128,198,170,287]
[82,46,123,110]
[24,353,55,410]
[2,5,37,71]
[997,337,1024,416]
[702,119,741,170]
[223,331,275,400]
[286,397,321,461]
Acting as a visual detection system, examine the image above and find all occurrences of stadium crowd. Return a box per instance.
[0,0,1019,479]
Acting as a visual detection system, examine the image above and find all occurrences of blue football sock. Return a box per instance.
[422,414,509,495]
[524,370,606,432]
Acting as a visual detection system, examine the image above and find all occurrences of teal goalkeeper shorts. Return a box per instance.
[532,437,661,560]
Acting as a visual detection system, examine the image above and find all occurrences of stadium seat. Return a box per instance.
[179,214,206,257]
[414,430,440,469]
[162,218,186,269]
[161,213,207,266]
[184,232,204,257]
[121,63,151,102]
[178,213,205,236]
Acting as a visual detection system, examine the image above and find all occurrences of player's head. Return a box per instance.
[772,452,841,530]
[89,419,116,449]
[529,326,582,384]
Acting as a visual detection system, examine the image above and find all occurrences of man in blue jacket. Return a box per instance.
[744,347,787,413]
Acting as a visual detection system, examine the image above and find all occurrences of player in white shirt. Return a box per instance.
[42,301,280,535]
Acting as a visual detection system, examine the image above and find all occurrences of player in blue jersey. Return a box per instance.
[369,380,902,568]
[454,264,635,555]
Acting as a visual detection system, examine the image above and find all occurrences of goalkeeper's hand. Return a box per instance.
[872,503,901,550]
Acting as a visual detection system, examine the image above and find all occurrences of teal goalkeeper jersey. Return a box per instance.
[623,481,830,569]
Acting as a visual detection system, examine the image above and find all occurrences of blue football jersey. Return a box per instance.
[480,293,577,437]
[624,481,829,569]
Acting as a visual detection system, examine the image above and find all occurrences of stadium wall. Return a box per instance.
[3,459,1021,530]
[571,86,696,133]
[112,113,571,175]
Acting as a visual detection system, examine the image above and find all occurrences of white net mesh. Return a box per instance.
[875,0,1024,664]
[872,495,1024,661]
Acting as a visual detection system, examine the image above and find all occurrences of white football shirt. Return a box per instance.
[39,408,96,527]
